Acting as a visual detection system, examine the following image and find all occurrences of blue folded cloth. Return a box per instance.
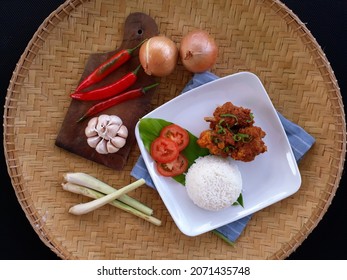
[131,72,315,242]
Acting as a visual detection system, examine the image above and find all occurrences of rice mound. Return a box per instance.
[185,155,242,211]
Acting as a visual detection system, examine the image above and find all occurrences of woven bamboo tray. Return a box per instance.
[3,0,346,259]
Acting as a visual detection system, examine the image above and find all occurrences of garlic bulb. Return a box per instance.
[85,115,128,154]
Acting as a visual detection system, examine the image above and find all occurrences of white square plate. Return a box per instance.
[135,72,301,236]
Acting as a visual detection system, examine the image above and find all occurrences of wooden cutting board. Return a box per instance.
[55,13,159,170]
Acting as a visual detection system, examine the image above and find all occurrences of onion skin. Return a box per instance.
[180,29,218,73]
[139,36,178,77]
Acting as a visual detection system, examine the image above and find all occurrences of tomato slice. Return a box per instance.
[150,137,179,163]
[156,154,189,177]
[160,124,190,152]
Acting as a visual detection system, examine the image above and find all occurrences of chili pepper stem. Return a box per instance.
[128,39,148,54]
[77,114,87,123]
[132,64,142,75]
[76,82,159,123]
[142,82,159,92]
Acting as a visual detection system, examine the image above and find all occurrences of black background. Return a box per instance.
[0,0,346,260]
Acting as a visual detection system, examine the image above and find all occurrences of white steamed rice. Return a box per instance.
[185,155,242,211]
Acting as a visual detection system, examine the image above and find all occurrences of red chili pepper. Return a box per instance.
[77,83,159,122]
[70,65,142,101]
[75,39,147,92]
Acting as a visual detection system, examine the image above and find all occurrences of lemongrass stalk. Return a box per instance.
[64,172,153,216]
[68,178,146,215]
[62,182,161,226]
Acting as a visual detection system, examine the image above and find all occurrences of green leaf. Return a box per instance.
[233,193,244,208]
[138,118,209,184]
[212,230,235,246]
